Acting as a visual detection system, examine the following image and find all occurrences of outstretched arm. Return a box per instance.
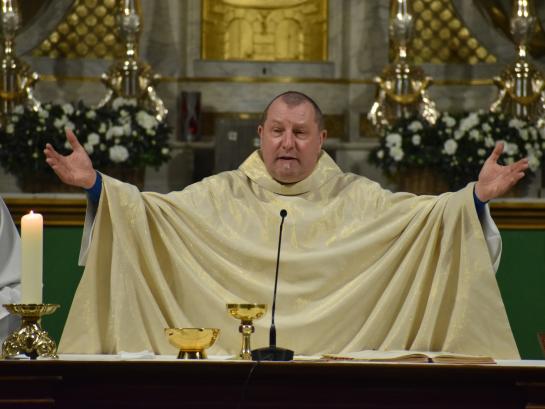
[43,128,97,189]
[474,142,529,202]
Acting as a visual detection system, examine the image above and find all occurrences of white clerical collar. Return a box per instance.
[239,150,342,196]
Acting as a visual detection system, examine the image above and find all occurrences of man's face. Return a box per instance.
[258,99,326,184]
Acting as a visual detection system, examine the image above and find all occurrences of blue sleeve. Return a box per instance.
[85,171,102,206]
[473,186,487,218]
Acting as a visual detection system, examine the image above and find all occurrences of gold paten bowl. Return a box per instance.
[164,327,220,359]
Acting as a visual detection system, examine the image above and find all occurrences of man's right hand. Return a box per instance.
[44,128,97,189]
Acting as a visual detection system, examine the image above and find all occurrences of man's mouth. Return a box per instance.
[277,156,297,161]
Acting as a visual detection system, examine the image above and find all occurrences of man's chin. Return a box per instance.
[272,171,305,184]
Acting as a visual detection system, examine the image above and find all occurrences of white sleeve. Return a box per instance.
[78,197,98,266]
[479,204,502,272]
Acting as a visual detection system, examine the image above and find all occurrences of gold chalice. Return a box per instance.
[164,327,220,359]
[226,303,267,360]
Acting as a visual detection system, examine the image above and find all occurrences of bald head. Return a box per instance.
[260,91,325,131]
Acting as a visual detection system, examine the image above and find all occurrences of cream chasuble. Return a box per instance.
[59,151,519,359]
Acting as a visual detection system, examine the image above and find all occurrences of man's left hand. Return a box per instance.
[474,142,529,202]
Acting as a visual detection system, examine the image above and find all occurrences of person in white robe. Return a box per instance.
[0,197,21,343]
[44,91,527,358]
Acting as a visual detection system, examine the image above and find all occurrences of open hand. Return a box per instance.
[474,142,529,202]
[44,128,96,189]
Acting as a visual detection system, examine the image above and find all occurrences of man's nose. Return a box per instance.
[281,131,295,149]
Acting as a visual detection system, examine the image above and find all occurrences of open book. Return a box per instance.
[322,350,495,364]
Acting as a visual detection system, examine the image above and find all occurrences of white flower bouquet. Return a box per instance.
[0,99,172,187]
[368,114,446,177]
[439,111,545,189]
[369,111,544,192]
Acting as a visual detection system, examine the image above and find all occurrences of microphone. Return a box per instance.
[251,209,294,361]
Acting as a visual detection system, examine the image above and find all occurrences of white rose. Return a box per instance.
[508,118,525,129]
[520,129,529,141]
[87,132,100,146]
[385,132,402,147]
[454,130,463,140]
[411,134,421,145]
[376,149,384,159]
[109,145,129,163]
[528,154,540,172]
[408,121,423,132]
[442,116,456,127]
[444,139,458,155]
[484,137,495,147]
[54,115,68,129]
[84,142,94,154]
[86,110,96,119]
[478,149,486,157]
[136,111,158,130]
[504,142,519,156]
[469,129,481,140]
[64,140,72,150]
[389,146,404,162]
[62,103,74,115]
[38,109,49,119]
[482,123,491,132]
[112,97,137,110]
[6,124,14,133]
[123,123,132,136]
[161,147,170,155]
[106,126,125,140]
[13,105,24,114]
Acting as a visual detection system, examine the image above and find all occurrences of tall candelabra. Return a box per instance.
[490,0,545,123]
[98,0,167,121]
[0,0,40,126]
[368,0,438,132]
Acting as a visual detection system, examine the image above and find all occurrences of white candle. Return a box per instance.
[21,210,43,304]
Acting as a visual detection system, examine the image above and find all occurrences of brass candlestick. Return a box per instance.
[227,303,266,360]
[1,304,60,359]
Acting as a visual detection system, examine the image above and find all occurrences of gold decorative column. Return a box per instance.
[368,0,438,132]
[98,0,166,121]
[490,0,545,122]
[0,0,40,126]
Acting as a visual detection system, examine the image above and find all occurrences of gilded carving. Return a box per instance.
[202,0,327,61]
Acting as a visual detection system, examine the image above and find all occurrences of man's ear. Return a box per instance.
[319,129,327,148]
[258,124,264,141]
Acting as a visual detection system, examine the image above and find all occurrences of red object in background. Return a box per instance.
[179,91,201,142]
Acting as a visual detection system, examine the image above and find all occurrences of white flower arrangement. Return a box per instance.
[0,99,172,185]
[370,111,545,190]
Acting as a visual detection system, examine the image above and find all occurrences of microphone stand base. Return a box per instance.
[251,346,294,361]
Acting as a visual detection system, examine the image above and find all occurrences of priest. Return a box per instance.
[45,91,526,358]
[0,197,21,343]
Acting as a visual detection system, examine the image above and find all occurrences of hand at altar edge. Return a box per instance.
[474,142,529,202]
[44,128,97,189]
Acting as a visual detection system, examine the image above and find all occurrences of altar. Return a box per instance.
[1,356,545,409]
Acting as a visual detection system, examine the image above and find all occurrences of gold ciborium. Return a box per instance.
[164,327,220,359]
[1,304,60,359]
[226,303,267,360]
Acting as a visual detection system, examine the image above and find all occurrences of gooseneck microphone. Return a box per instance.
[251,209,294,361]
